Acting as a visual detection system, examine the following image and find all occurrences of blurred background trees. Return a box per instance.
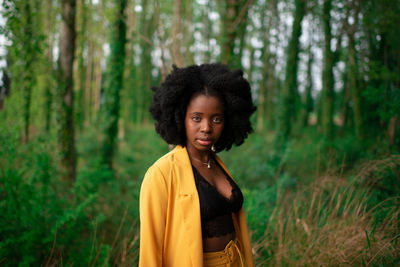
[1,0,398,167]
[0,0,399,265]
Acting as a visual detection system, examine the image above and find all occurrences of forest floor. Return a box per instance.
[1,124,399,266]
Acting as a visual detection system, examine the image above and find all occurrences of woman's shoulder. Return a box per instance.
[145,146,187,176]
[141,146,188,193]
[150,146,179,168]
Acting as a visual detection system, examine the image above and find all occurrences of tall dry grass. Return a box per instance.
[254,156,400,266]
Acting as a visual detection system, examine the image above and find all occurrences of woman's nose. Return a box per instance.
[200,120,212,132]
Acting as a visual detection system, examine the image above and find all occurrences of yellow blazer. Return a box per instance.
[139,145,254,267]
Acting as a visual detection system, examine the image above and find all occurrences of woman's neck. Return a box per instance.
[186,144,211,163]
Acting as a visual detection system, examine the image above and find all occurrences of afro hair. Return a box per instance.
[149,63,256,152]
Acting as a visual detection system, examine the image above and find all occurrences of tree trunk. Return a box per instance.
[138,0,154,124]
[265,52,277,127]
[58,0,77,182]
[219,0,237,65]
[154,0,167,79]
[84,40,93,126]
[121,0,137,128]
[44,0,54,132]
[219,0,252,66]
[231,0,252,69]
[275,0,306,150]
[202,1,212,63]
[346,0,363,139]
[387,115,398,147]
[75,0,87,131]
[184,0,195,65]
[321,0,335,139]
[257,0,277,132]
[300,47,314,127]
[22,1,34,143]
[266,3,279,128]
[171,0,184,67]
[340,66,350,129]
[348,27,364,139]
[0,65,10,111]
[93,48,103,117]
[101,0,128,170]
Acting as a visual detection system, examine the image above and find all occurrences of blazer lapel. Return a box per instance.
[174,146,203,267]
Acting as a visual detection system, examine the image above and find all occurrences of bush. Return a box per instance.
[0,127,97,265]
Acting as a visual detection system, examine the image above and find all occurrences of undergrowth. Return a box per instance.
[1,125,399,266]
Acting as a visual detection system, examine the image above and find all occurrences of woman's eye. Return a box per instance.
[192,116,201,122]
[213,117,223,123]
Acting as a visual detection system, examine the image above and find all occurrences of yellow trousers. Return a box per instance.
[203,238,246,267]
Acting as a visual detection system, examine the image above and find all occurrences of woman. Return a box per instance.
[139,63,256,267]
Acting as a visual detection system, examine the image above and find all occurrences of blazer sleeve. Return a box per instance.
[139,165,168,267]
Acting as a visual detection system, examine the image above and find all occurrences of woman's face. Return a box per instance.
[184,94,224,153]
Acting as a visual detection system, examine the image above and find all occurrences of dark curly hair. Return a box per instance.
[150,63,256,152]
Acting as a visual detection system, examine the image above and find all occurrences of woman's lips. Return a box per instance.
[197,139,212,146]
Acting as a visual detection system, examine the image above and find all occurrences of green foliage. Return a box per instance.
[0,126,92,265]
[221,132,277,187]
[363,83,400,125]
[0,124,148,265]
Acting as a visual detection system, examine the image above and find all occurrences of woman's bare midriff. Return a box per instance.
[202,232,236,252]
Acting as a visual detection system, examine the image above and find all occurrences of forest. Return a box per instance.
[0,0,399,265]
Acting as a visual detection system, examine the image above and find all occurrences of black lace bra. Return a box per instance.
[192,162,244,239]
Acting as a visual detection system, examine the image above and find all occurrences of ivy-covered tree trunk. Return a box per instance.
[101,0,127,170]
[231,0,252,69]
[58,0,77,181]
[300,46,314,127]
[347,15,364,140]
[219,0,252,67]
[44,0,55,133]
[321,0,335,140]
[22,1,34,143]
[136,0,153,124]
[265,52,277,128]
[266,5,279,129]
[0,62,11,110]
[75,0,87,131]
[340,66,350,129]
[257,0,276,132]
[3,0,43,140]
[219,0,236,65]
[275,0,306,150]
[122,0,137,129]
